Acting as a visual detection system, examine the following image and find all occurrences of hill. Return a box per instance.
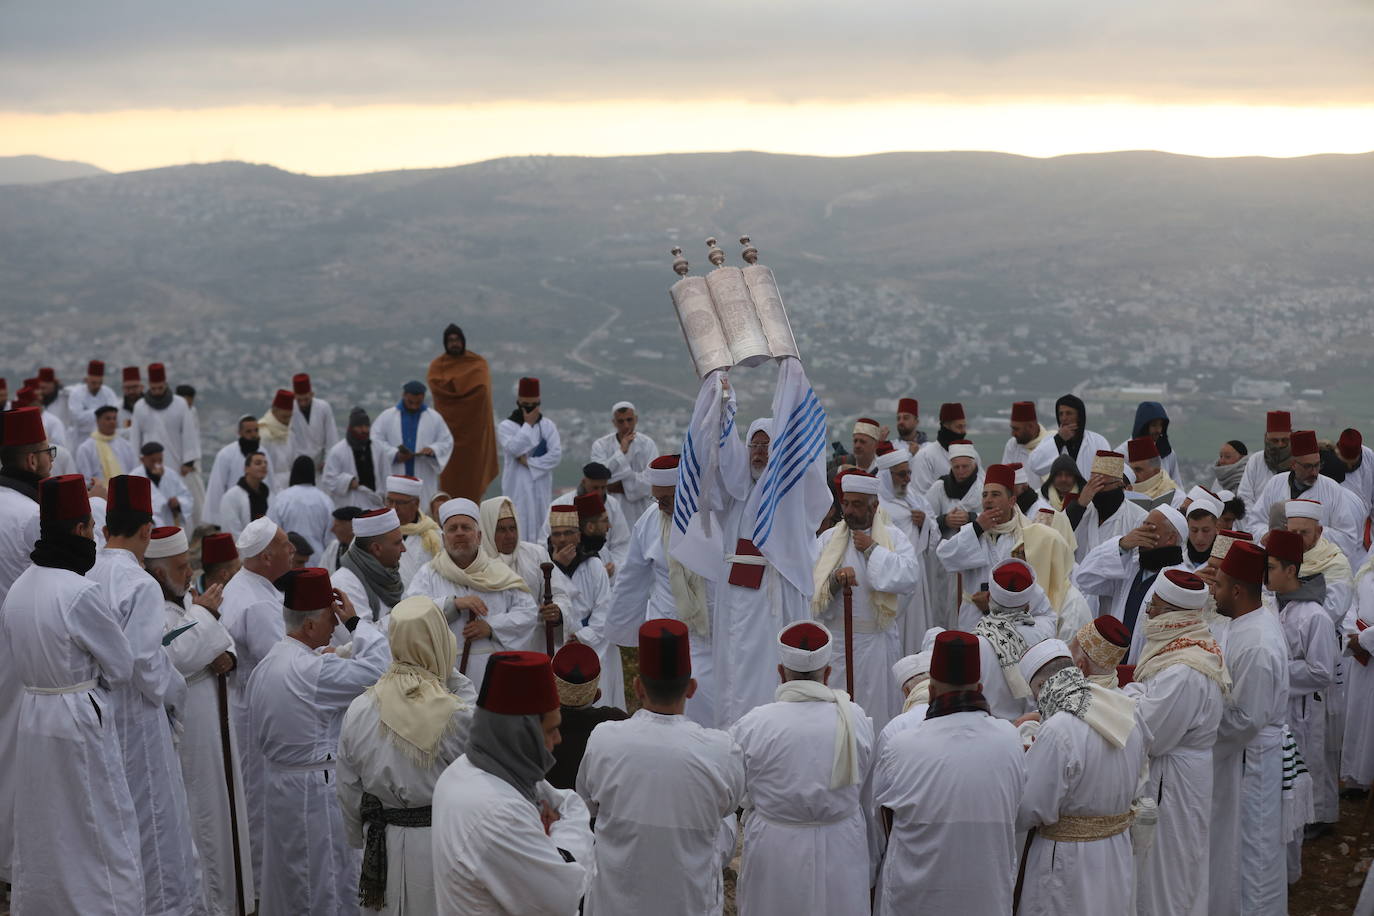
[0,155,108,185]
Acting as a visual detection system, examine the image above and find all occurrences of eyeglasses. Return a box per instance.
[32,445,57,460]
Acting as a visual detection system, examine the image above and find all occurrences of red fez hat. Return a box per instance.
[939,403,965,423]
[39,474,91,521]
[1338,429,1363,461]
[574,491,605,519]
[281,567,334,611]
[1218,528,1252,542]
[1,406,46,447]
[992,560,1033,593]
[551,642,600,684]
[87,360,105,377]
[1289,430,1318,457]
[292,373,311,395]
[875,440,895,456]
[518,377,540,399]
[984,464,1015,493]
[855,416,879,429]
[650,455,679,470]
[1010,401,1037,422]
[1127,436,1160,463]
[201,532,239,566]
[1220,541,1266,585]
[1266,411,1291,434]
[107,474,154,515]
[1266,529,1305,565]
[147,363,166,384]
[639,618,691,680]
[22,378,37,388]
[897,397,919,416]
[779,621,830,651]
[833,467,875,491]
[478,651,561,715]
[13,387,37,407]
[930,630,980,684]
[36,367,55,383]
[272,389,294,412]
[1092,615,1131,648]
[123,366,141,382]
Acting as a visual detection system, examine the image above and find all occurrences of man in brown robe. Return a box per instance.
[427,323,499,501]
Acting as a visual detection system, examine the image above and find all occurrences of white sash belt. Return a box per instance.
[726,554,769,567]
[26,679,97,695]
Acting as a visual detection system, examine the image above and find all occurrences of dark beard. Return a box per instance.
[446,344,466,357]
[238,436,261,458]
[1139,545,1183,572]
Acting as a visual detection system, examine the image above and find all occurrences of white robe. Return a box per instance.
[1251,472,1366,566]
[497,416,563,542]
[491,540,573,650]
[578,709,746,916]
[879,483,940,655]
[402,561,539,689]
[1016,710,1148,916]
[1341,445,1374,528]
[907,441,952,499]
[288,396,339,467]
[873,709,1025,916]
[321,436,394,510]
[203,441,277,528]
[247,620,390,916]
[537,490,631,573]
[268,483,336,563]
[131,463,196,528]
[41,407,69,447]
[554,555,626,711]
[397,530,438,588]
[924,475,983,628]
[88,548,204,916]
[590,429,659,524]
[373,405,455,507]
[431,756,592,915]
[1279,595,1339,824]
[1072,536,1190,649]
[1027,429,1112,482]
[1,563,146,915]
[333,562,401,627]
[76,434,139,483]
[0,483,39,882]
[812,524,921,731]
[1237,453,1278,520]
[729,697,875,916]
[65,383,121,441]
[219,482,274,539]
[1124,663,1225,916]
[1343,574,1374,785]
[163,599,255,916]
[1002,434,1047,489]
[131,395,202,472]
[1071,496,1147,564]
[337,669,477,916]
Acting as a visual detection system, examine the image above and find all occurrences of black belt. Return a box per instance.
[359,792,432,909]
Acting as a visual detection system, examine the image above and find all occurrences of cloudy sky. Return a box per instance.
[2,1,1371,174]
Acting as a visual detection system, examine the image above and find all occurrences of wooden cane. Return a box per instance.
[541,562,557,656]
[215,672,247,916]
[842,584,855,697]
[1012,827,1036,914]
[458,607,475,675]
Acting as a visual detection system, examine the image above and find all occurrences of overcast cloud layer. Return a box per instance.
[2,0,1371,112]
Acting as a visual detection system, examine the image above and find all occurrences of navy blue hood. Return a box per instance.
[1132,401,1172,458]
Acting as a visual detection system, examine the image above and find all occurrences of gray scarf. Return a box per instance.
[339,542,404,620]
[466,708,555,806]
[1213,454,1247,493]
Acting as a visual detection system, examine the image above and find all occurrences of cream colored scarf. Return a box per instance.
[257,409,291,444]
[902,680,930,712]
[89,430,123,480]
[1302,537,1351,581]
[810,520,897,628]
[1135,610,1231,693]
[429,542,529,594]
[659,510,710,636]
[1087,672,1119,690]
[1131,467,1178,500]
[367,596,466,766]
[1022,426,1051,454]
[775,679,860,788]
[403,514,444,560]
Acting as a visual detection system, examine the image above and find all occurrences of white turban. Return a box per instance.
[1018,638,1071,685]
[438,498,481,526]
[145,526,188,559]
[777,622,833,673]
[875,449,910,471]
[1154,504,1188,543]
[386,475,423,498]
[1186,496,1223,521]
[891,652,932,690]
[747,417,773,443]
[840,474,881,496]
[1285,499,1322,521]
[1155,571,1209,610]
[612,401,635,414]
[353,508,401,538]
[237,517,278,558]
[948,443,979,462]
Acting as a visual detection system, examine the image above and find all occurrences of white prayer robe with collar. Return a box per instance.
[248,618,390,916]
[578,709,746,916]
[1072,536,1190,655]
[402,560,539,689]
[130,462,196,528]
[268,482,336,564]
[337,668,477,916]
[219,481,274,539]
[728,694,875,916]
[923,473,983,629]
[879,482,940,655]
[432,756,592,916]
[64,383,121,441]
[131,395,201,471]
[1209,606,1289,916]
[1027,428,1112,482]
[553,555,626,710]
[372,404,455,507]
[1123,662,1225,916]
[1070,495,1146,564]
[934,515,1060,637]
[1279,592,1339,826]
[497,415,563,543]
[1343,574,1374,786]
[288,395,339,467]
[590,428,660,524]
[811,522,921,731]
[75,432,139,484]
[1002,434,1047,489]
[1341,444,1374,528]
[490,539,576,653]
[203,441,276,527]
[873,707,1025,916]
[1250,471,1366,566]
[1,562,146,915]
[1237,453,1279,521]
[538,490,631,573]
[907,441,952,498]
[258,431,295,493]
[397,529,437,588]
[605,505,719,726]
[1016,705,1148,916]
[321,436,394,510]
[332,558,402,629]
[219,567,286,894]
[162,597,255,916]
[40,407,69,448]
[0,483,39,882]
[87,548,204,916]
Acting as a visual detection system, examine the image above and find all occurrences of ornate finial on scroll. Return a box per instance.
[739,235,759,265]
[671,246,690,277]
[706,237,726,267]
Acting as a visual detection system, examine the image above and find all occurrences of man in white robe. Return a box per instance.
[255,389,297,492]
[147,527,255,916]
[908,402,967,495]
[1342,557,1374,791]
[1208,540,1289,916]
[204,416,276,527]
[1003,399,1050,489]
[322,406,394,511]
[1068,614,1132,688]
[1027,393,1111,483]
[873,630,1025,916]
[131,440,197,528]
[268,455,335,564]
[86,475,204,916]
[1125,435,1183,508]
[497,376,562,540]
[1336,428,1374,531]
[728,621,874,916]
[546,499,624,708]
[1064,451,1147,564]
[535,462,630,575]
[403,498,539,689]
[811,471,920,730]
[1251,429,1364,564]
[1237,410,1293,515]
[287,373,338,469]
[76,404,139,483]
[578,618,745,916]
[374,381,455,507]
[1,475,146,914]
[849,416,883,473]
[431,650,593,915]
[589,400,659,524]
[129,361,201,486]
[386,474,443,586]
[886,395,926,456]
[248,568,390,916]
[876,445,940,653]
[970,559,1053,720]
[1123,569,1228,916]
[924,440,983,627]
[482,495,562,600]
[64,359,121,442]
[1016,639,1146,916]
[118,365,143,432]
[219,451,273,539]
[334,507,407,625]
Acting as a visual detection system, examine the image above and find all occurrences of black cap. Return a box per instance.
[582,462,612,480]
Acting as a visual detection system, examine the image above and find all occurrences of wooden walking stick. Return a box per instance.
[541,561,557,656]
[842,583,855,697]
[458,602,475,675]
[215,672,247,916]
